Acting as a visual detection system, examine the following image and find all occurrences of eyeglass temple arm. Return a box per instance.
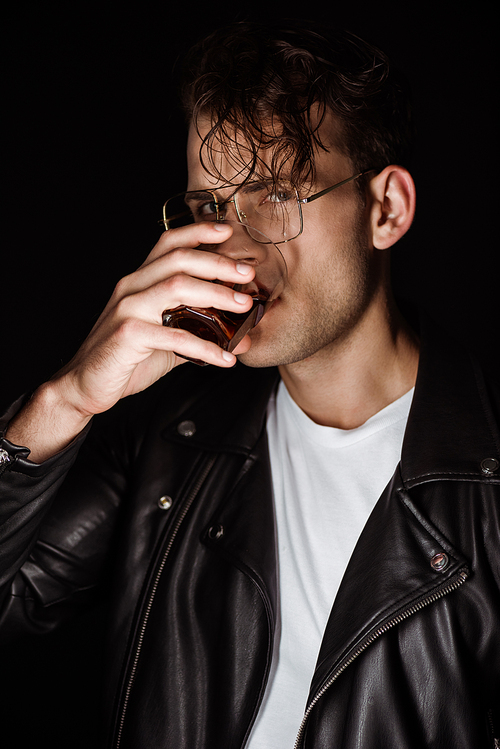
[299,170,373,204]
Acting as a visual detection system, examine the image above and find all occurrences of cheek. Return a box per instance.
[281,225,354,292]
[280,218,371,320]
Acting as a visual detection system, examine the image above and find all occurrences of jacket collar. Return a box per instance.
[162,314,500,484]
[400,313,500,488]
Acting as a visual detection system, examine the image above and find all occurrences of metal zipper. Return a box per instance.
[114,452,218,749]
[293,567,469,749]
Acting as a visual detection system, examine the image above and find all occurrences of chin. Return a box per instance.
[237,328,283,368]
[237,346,276,369]
[237,302,321,368]
[237,328,301,368]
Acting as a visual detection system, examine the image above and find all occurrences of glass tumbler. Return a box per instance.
[162,222,287,365]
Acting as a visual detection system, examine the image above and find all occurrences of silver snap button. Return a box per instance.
[430,552,449,571]
[177,420,196,438]
[158,495,173,510]
[480,457,499,475]
[207,524,224,540]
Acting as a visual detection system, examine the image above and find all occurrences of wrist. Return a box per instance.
[5,380,93,463]
[41,376,95,424]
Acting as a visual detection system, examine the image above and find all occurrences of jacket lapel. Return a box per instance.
[161,362,281,619]
[308,466,469,700]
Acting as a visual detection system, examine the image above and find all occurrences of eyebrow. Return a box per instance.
[186,180,276,201]
[239,181,271,194]
[184,190,216,202]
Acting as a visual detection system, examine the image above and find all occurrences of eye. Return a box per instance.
[199,201,218,217]
[191,199,218,222]
[265,183,295,204]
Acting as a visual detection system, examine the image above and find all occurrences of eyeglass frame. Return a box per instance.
[161,169,374,244]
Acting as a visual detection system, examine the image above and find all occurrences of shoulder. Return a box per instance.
[402,313,500,486]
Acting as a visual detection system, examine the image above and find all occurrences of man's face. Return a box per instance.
[186,114,383,369]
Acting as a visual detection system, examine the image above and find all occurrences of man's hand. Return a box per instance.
[5,222,254,461]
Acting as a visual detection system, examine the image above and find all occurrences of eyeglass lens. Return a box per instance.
[164,182,302,243]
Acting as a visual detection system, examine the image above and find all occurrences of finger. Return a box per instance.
[141,222,234,267]
[113,272,254,329]
[116,245,255,302]
[137,319,239,369]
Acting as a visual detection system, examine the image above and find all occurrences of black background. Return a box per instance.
[3,2,499,412]
[2,1,498,745]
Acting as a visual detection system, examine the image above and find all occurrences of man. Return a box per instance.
[1,21,499,748]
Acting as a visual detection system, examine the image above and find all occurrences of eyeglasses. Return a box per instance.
[162,170,373,244]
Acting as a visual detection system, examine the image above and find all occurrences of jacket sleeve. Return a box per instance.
[0,396,128,638]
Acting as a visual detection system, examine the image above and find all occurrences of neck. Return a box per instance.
[278,299,419,429]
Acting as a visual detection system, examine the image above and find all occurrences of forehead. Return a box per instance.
[186,111,350,191]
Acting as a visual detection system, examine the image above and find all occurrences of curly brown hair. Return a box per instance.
[179,21,414,190]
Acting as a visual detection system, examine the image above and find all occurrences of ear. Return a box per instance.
[368,166,416,250]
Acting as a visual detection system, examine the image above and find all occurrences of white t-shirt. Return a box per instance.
[247,381,414,748]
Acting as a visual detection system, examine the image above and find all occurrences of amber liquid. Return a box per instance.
[162,296,268,366]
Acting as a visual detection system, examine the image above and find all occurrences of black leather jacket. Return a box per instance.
[1,319,499,748]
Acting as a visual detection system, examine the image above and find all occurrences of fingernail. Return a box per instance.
[222,350,235,362]
[213,223,230,232]
[234,291,250,304]
[236,263,252,275]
